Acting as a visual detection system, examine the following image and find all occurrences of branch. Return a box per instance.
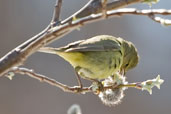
[0,0,143,77]
[7,67,141,94]
[7,67,164,95]
[107,8,171,16]
[51,0,63,26]
[149,14,171,26]
[107,8,171,25]
[10,67,91,93]
[61,0,144,24]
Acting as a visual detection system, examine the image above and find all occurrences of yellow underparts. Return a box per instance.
[56,51,122,80]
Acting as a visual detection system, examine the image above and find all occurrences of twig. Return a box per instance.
[107,8,171,16]
[106,8,171,25]
[0,0,143,77]
[10,67,91,93]
[9,67,142,94]
[51,0,63,26]
[148,14,171,26]
[61,0,144,24]
[102,0,108,18]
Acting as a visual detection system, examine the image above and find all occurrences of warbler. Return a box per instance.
[38,35,139,80]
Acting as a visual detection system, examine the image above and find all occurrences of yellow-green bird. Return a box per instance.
[39,35,139,81]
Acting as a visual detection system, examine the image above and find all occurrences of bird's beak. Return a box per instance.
[123,70,126,75]
[120,69,125,76]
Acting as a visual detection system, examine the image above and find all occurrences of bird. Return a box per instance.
[38,35,139,87]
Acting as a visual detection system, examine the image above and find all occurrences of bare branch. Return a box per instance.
[148,14,171,26]
[51,0,63,26]
[102,0,108,18]
[8,67,143,94]
[107,8,171,25]
[10,67,91,93]
[107,8,171,16]
[0,0,143,77]
[61,0,144,24]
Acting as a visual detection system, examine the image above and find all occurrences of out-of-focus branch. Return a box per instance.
[0,0,143,77]
[67,104,82,114]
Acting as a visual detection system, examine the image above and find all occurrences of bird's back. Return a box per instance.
[56,35,123,79]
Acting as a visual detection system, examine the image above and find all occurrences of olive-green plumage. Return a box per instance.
[39,35,139,80]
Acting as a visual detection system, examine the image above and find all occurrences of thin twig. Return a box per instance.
[0,0,143,77]
[148,14,171,26]
[51,0,63,26]
[107,8,171,16]
[102,0,108,18]
[61,0,144,24]
[8,67,142,94]
[10,67,91,93]
[106,8,171,25]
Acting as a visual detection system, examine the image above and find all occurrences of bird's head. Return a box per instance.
[118,38,139,75]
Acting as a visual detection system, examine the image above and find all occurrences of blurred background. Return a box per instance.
[0,0,171,114]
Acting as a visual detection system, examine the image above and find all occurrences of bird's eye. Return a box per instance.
[125,63,129,67]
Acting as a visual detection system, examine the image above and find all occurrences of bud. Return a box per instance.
[98,73,127,106]
[141,75,164,94]
[98,88,124,106]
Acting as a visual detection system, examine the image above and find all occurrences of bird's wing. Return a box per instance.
[62,35,121,52]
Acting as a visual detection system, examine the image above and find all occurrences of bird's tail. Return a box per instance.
[38,47,62,55]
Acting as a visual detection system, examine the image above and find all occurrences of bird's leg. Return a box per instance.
[82,77,104,93]
[74,67,103,92]
[75,71,83,89]
[74,71,101,89]
[83,76,100,83]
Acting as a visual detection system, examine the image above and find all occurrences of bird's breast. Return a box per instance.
[75,51,123,79]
